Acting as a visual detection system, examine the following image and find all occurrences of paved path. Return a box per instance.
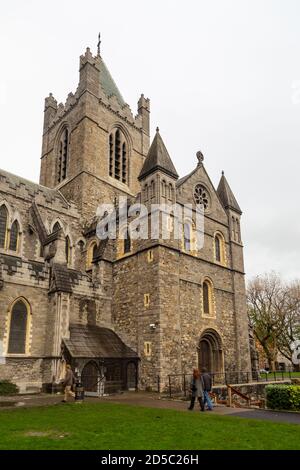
[1,392,300,425]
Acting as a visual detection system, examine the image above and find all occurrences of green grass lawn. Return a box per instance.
[0,402,299,450]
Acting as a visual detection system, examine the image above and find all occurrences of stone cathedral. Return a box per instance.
[0,43,251,394]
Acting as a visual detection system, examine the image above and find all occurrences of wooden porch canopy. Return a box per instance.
[63,324,139,360]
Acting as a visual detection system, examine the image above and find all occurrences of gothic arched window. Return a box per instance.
[57,127,69,184]
[214,232,226,265]
[8,299,30,354]
[52,222,62,233]
[108,129,128,184]
[0,205,8,249]
[215,235,221,262]
[9,220,20,252]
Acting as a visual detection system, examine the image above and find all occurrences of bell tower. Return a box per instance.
[40,42,150,220]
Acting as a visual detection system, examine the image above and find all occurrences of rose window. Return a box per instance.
[194,184,210,210]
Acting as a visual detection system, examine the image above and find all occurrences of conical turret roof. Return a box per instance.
[217,172,242,214]
[139,128,178,180]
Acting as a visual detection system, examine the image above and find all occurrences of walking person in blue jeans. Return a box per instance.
[201,368,213,411]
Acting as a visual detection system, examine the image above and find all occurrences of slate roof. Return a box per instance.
[217,173,242,214]
[139,128,179,180]
[100,58,125,106]
[0,168,67,205]
[63,324,139,359]
[51,264,73,293]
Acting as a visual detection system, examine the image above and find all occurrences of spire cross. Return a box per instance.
[97,33,101,56]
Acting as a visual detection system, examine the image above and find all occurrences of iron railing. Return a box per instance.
[166,370,297,398]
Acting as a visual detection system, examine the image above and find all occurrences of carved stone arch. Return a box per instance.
[54,121,70,152]
[198,328,224,374]
[108,121,133,151]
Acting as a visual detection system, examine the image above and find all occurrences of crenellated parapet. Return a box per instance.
[42,47,150,135]
[0,168,80,216]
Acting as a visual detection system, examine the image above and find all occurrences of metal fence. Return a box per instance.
[165,370,297,398]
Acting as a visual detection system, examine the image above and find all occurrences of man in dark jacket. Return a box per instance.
[201,368,213,411]
[62,364,75,402]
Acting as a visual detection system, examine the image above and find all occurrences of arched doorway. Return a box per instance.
[198,329,223,373]
[127,362,137,390]
[81,361,100,396]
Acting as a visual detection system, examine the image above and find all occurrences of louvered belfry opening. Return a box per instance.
[57,128,69,184]
[109,129,128,184]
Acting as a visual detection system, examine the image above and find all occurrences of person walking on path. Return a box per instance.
[201,367,213,411]
[188,369,204,411]
[61,364,75,403]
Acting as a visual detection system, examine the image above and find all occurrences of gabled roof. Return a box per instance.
[63,324,139,359]
[0,168,67,206]
[176,167,198,187]
[217,172,242,214]
[139,128,178,180]
[99,58,125,106]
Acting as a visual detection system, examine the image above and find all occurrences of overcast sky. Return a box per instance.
[0,0,299,280]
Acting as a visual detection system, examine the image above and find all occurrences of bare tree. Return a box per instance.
[247,273,283,371]
[247,273,300,371]
[276,281,300,370]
